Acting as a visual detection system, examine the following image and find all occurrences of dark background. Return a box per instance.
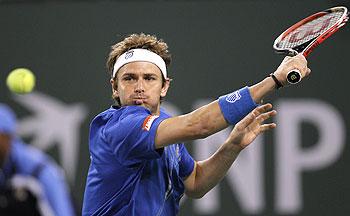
[1,0,349,215]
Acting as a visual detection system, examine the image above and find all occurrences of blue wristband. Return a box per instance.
[218,86,258,125]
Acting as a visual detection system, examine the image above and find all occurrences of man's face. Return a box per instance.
[111,61,170,114]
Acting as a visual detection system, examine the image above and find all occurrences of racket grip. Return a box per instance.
[286,70,302,84]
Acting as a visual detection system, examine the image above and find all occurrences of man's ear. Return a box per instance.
[110,78,119,98]
[160,78,171,97]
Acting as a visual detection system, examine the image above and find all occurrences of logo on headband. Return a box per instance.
[125,50,134,60]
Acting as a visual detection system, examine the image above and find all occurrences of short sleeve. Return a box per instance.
[178,144,195,179]
[104,106,167,165]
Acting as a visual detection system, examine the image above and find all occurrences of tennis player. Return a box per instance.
[82,33,310,216]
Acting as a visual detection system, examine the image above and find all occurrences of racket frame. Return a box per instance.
[272,6,348,84]
[273,6,348,57]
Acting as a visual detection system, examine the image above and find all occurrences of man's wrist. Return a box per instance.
[269,73,283,89]
[222,141,243,157]
[218,87,258,125]
[248,77,277,104]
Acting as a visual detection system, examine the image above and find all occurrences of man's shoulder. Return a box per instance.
[159,108,172,118]
[91,106,153,134]
[119,106,152,119]
[94,106,151,120]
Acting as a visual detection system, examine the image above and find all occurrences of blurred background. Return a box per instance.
[1,0,349,215]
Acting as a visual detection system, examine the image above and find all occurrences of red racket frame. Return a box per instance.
[273,6,348,84]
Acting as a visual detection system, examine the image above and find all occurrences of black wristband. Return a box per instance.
[270,73,283,89]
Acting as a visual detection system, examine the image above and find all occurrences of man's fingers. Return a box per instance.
[237,103,274,130]
[283,54,310,80]
[296,53,307,62]
[259,123,277,133]
[236,112,256,130]
[296,54,311,78]
[252,103,272,116]
[306,68,311,76]
[256,110,277,123]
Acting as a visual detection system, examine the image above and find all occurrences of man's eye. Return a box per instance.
[123,77,133,81]
[145,77,156,80]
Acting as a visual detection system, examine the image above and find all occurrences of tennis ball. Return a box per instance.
[6,68,36,94]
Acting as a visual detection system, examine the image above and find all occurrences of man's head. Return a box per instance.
[107,33,172,114]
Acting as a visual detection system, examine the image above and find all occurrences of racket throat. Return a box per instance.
[292,40,314,56]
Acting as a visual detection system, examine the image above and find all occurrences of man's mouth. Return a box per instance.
[133,96,147,105]
[134,99,144,105]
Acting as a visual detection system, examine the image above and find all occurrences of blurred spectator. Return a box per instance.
[0,103,75,216]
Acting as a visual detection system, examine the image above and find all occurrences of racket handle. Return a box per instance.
[286,70,302,84]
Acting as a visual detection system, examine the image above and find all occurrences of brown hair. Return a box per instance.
[107,33,172,104]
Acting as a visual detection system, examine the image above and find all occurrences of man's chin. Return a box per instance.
[135,103,158,114]
[123,102,157,113]
[133,102,148,109]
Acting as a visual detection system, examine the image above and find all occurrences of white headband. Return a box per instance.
[112,48,167,79]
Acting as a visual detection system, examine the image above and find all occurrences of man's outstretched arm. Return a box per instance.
[183,103,276,198]
[155,54,310,149]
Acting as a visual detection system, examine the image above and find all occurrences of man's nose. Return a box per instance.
[134,79,145,93]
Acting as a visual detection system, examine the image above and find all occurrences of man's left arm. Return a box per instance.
[184,103,276,198]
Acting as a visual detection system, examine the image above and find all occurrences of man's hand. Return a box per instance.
[227,103,276,150]
[274,54,311,86]
[184,103,277,198]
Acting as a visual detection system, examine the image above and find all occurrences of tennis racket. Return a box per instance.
[273,6,349,84]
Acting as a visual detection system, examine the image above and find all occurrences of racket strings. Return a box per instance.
[278,11,344,49]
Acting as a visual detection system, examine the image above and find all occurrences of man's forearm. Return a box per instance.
[156,88,258,149]
[249,76,276,103]
[156,77,275,149]
[186,142,242,198]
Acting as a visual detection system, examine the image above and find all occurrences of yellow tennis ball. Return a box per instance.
[6,68,36,94]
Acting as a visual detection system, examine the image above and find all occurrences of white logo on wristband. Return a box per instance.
[226,91,241,103]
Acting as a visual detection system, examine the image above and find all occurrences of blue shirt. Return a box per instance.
[0,139,75,216]
[82,106,195,216]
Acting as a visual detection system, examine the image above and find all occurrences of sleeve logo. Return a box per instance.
[142,115,159,131]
